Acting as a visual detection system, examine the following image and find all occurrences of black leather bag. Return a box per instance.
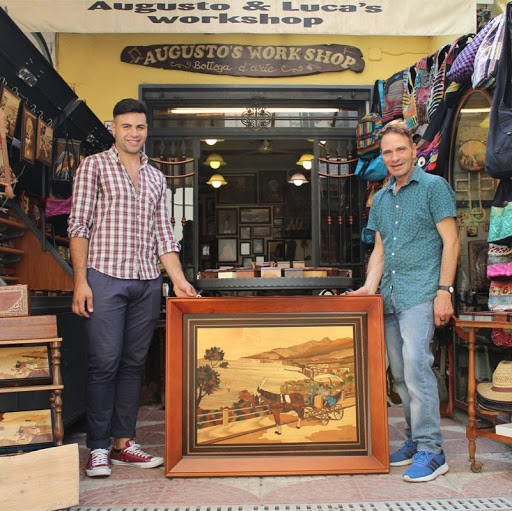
[486,3,512,179]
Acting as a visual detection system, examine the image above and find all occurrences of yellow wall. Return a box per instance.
[56,33,463,123]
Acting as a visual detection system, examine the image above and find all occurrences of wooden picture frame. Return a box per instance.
[274,205,284,218]
[252,225,271,237]
[0,345,51,387]
[52,138,80,181]
[217,208,238,236]
[0,409,55,454]
[259,171,287,204]
[468,240,490,291]
[217,174,257,204]
[268,240,286,261]
[240,225,251,240]
[218,238,237,263]
[240,241,251,256]
[20,107,37,165]
[240,207,271,224]
[35,118,53,167]
[0,85,21,139]
[253,238,264,255]
[165,295,388,477]
[242,256,253,267]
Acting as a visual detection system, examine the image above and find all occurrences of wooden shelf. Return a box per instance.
[0,246,23,255]
[0,337,62,345]
[0,217,26,230]
[0,276,19,282]
[0,384,64,394]
[45,234,69,245]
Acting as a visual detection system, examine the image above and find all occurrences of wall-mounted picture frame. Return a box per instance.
[273,205,284,218]
[218,238,237,263]
[259,171,287,204]
[201,243,210,257]
[0,345,51,387]
[274,217,283,226]
[240,241,251,256]
[0,85,21,139]
[252,225,271,237]
[217,208,238,236]
[35,118,53,167]
[253,238,264,255]
[0,409,55,454]
[20,106,37,165]
[165,295,387,477]
[255,255,265,265]
[217,174,257,204]
[468,240,490,291]
[273,227,283,239]
[240,225,251,240]
[242,256,253,267]
[240,207,271,224]
[52,138,80,181]
[268,240,286,261]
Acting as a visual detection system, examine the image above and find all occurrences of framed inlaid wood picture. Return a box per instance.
[165,295,388,477]
[20,106,37,165]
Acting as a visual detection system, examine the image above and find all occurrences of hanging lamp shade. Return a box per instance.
[288,172,309,186]
[206,173,227,188]
[296,153,314,170]
[204,153,226,169]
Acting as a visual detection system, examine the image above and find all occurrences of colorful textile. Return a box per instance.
[68,145,180,280]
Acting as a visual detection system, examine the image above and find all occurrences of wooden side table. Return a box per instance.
[451,313,512,472]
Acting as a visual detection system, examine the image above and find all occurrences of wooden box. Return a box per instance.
[303,268,328,277]
[260,267,282,278]
[292,260,305,268]
[283,268,303,277]
[2,443,79,511]
[218,270,236,279]
[276,261,291,269]
[236,268,260,278]
[0,315,57,341]
[0,284,29,317]
[200,269,219,279]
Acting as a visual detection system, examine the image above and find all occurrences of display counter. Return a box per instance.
[195,276,355,293]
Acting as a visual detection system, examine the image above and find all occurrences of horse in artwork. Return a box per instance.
[254,379,305,435]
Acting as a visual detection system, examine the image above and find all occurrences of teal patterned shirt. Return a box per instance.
[367,165,456,314]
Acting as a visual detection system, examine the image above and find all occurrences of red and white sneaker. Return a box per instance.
[85,448,111,477]
[110,440,164,469]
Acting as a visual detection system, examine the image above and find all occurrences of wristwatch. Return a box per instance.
[438,285,454,294]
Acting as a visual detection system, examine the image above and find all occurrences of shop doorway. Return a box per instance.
[142,85,371,282]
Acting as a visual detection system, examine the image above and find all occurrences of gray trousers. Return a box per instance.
[85,268,162,450]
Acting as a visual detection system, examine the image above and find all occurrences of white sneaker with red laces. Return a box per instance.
[86,448,111,477]
[110,440,164,468]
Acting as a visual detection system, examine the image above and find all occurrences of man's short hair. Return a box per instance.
[380,119,414,147]
[113,98,147,118]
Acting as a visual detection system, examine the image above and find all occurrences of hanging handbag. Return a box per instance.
[354,155,388,182]
[488,178,512,244]
[485,3,512,179]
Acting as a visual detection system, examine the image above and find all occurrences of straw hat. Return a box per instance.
[476,360,512,403]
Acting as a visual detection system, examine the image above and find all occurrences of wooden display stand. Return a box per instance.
[0,314,64,446]
[451,313,512,473]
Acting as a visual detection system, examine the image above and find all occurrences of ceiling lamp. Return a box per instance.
[288,172,309,187]
[296,153,315,170]
[204,138,218,146]
[204,153,226,169]
[206,173,227,188]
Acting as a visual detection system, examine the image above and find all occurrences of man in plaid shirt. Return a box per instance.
[68,98,196,477]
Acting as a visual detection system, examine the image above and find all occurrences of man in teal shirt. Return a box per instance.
[350,119,459,482]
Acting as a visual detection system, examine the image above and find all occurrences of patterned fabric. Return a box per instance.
[487,243,512,278]
[402,66,418,130]
[68,145,180,280]
[447,17,497,83]
[488,201,512,244]
[416,131,442,173]
[382,70,405,123]
[367,165,456,314]
[489,279,512,311]
[414,56,434,126]
[356,113,383,158]
[472,13,506,89]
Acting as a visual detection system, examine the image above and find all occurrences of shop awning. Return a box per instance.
[1,0,476,36]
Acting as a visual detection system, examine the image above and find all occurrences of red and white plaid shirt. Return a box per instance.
[68,145,180,280]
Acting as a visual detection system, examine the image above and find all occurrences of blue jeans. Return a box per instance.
[85,269,162,450]
[384,300,443,454]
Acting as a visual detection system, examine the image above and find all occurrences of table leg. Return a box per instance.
[466,327,482,472]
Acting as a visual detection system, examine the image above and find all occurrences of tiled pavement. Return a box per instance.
[65,404,512,508]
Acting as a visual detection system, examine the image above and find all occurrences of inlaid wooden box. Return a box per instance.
[260,267,282,278]
[0,284,30,317]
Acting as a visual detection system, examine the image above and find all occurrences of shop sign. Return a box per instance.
[1,1,476,36]
[121,43,364,76]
